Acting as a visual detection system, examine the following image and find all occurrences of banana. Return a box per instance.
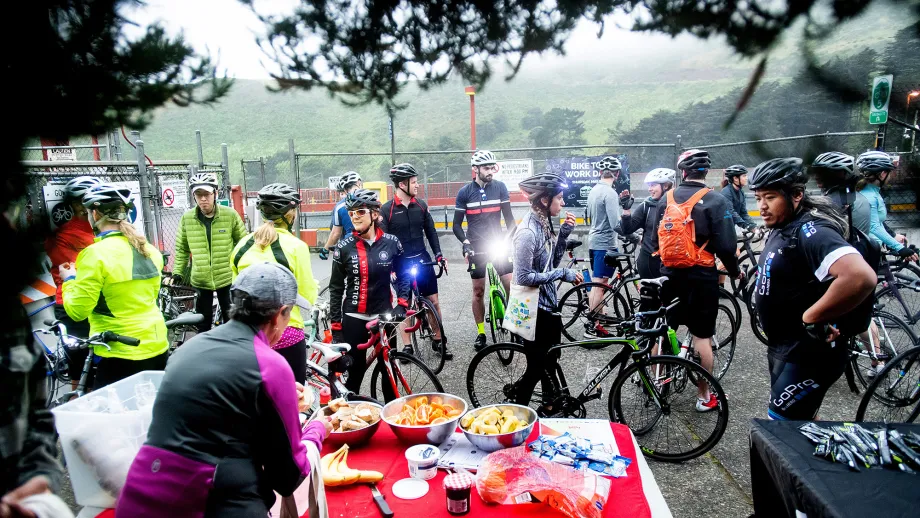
[321,444,384,487]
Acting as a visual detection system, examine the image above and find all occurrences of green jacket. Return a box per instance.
[174,205,247,289]
[63,232,168,360]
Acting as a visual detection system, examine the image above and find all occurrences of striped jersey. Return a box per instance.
[454,180,511,244]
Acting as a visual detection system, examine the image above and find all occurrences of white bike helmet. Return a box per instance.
[63,176,101,201]
[471,150,497,166]
[189,172,219,193]
[338,171,362,191]
[644,168,676,185]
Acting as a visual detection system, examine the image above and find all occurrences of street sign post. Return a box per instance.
[869,75,893,125]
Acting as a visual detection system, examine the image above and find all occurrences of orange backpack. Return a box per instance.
[657,188,715,268]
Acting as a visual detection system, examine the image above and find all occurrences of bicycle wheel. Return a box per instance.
[855,346,920,423]
[875,280,920,325]
[730,253,760,294]
[745,280,769,345]
[609,356,728,462]
[558,283,629,341]
[467,343,556,409]
[851,311,918,389]
[369,351,444,403]
[711,304,737,380]
[717,286,742,337]
[406,296,446,374]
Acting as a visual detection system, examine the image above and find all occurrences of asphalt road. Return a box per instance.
[58,229,874,517]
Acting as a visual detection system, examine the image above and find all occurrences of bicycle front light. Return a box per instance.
[410,266,418,277]
[488,240,509,259]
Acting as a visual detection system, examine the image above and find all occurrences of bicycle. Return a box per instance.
[874,248,920,326]
[399,260,448,374]
[855,345,920,424]
[846,306,918,391]
[728,228,764,295]
[466,242,515,347]
[467,277,729,462]
[557,252,640,342]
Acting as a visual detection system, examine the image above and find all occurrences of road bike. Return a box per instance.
[846,307,918,391]
[400,260,448,374]
[557,252,640,341]
[467,277,729,462]
[855,345,920,423]
[874,248,920,326]
[467,242,515,347]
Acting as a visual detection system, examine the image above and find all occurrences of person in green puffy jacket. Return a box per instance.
[60,183,169,390]
[173,172,247,332]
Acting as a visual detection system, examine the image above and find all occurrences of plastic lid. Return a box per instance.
[443,473,474,491]
[405,444,441,463]
[319,387,330,405]
[392,478,430,500]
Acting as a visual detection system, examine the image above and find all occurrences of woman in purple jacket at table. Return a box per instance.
[117,262,329,518]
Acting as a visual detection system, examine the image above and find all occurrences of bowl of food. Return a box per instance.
[459,404,536,452]
[317,399,384,447]
[382,393,467,445]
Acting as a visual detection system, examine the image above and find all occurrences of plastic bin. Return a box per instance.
[51,370,164,508]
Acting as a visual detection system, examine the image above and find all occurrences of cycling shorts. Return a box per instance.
[766,346,848,420]
[467,243,513,280]
[397,253,439,297]
[589,249,615,279]
[661,270,719,338]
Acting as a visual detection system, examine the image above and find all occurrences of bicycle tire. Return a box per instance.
[875,281,920,326]
[609,355,729,462]
[745,279,769,345]
[369,351,444,403]
[717,286,742,337]
[730,253,760,293]
[712,304,737,380]
[407,296,446,374]
[851,311,918,389]
[558,282,629,342]
[467,343,554,409]
[855,346,920,423]
[613,277,640,319]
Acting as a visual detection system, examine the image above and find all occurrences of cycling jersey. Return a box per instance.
[328,227,410,326]
[860,183,904,251]
[331,198,355,234]
[585,182,622,251]
[453,180,511,245]
[116,320,327,517]
[379,197,441,257]
[45,217,95,305]
[617,196,660,255]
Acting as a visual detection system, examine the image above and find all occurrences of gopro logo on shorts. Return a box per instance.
[772,379,819,408]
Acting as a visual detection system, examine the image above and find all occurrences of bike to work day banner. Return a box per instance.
[544,155,629,209]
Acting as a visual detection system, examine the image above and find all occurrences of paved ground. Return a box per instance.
[58,229,876,517]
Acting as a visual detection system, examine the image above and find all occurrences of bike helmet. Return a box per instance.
[389,163,419,183]
[345,188,381,209]
[471,150,497,166]
[63,176,101,201]
[856,150,894,175]
[189,172,219,193]
[338,171,362,191]
[811,152,854,173]
[749,157,806,190]
[518,172,568,196]
[597,156,622,171]
[644,168,676,185]
[82,182,135,214]
[256,183,301,220]
[724,164,748,177]
[677,149,711,171]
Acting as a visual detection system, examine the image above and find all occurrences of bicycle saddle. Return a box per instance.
[639,276,669,288]
[603,252,633,267]
[165,312,205,328]
[310,341,351,362]
[565,239,583,251]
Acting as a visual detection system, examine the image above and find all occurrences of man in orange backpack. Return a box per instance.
[653,149,742,412]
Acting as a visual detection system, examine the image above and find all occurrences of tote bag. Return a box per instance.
[502,236,553,342]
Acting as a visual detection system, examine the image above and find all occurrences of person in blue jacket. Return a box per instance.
[855,151,918,262]
[720,165,758,231]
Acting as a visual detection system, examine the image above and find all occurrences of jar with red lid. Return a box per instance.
[443,473,473,515]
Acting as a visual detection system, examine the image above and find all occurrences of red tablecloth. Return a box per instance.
[321,421,653,518]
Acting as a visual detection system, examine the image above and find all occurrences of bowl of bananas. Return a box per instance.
[459,404,536,452]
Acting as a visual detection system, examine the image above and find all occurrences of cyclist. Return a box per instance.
[329,189,410,399]
[117,262,330,518]
[172,172,247,332]
[60,183,168,389]
[652,149,740,412]
[811,152,870,234]
[320,171,362,260]
[720,165,758,231]
[44,175,99,390]
[231,183,318,384]
[749,158,877,420]
[856,151,918,262]
[379,163,451,360]
[584,156,632,337]
[453,150,517,350]
[616,168,676,281]
[512,173,582,407]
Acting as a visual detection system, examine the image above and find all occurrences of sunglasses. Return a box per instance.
[348,208,372,217]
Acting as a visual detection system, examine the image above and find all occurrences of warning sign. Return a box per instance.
[162,188,175,207]
[160,178,189,211]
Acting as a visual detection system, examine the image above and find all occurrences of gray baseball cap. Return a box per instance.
[230,262,311,313]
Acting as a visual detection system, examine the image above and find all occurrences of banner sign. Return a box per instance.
[328,175,341,191]
[544,154,630,208]
[43,181,144,232]
[493,159,534,192]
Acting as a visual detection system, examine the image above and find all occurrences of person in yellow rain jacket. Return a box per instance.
[60,183,168,389]
[231,183,318,384]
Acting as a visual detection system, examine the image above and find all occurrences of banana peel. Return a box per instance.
[321,444,384,487]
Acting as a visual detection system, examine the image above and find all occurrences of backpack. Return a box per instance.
[657,189,716,268]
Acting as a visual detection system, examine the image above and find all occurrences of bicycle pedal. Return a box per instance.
[583,388,603,402]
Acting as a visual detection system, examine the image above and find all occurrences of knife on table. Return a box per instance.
[369,483,394,517]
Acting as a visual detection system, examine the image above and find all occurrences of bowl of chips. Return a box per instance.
[382,393,467,445]
[318,398,384,447]
[459,404,536,452]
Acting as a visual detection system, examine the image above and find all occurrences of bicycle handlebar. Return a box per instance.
[363,309,419,331]
[44,320,140,349]
[417,260,446,278]
[100,331,141,346]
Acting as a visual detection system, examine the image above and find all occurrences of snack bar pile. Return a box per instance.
[527,433,631,478]
[798,422,920,473]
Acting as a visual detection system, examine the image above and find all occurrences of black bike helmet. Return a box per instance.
[82,183,135,214]
[389,163,419,183]
[597,156,622,171]
[345,188,382,209]
[724,164,748,178]
[63,176,101,201]
[518,173,568,196]
[256,183,301,220]
[677,149,711,171]
[856,151,894,175]
[811,152,854,173]
[749,157,806,190]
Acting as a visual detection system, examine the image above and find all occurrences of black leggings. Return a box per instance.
[275,339,307,385]
[340,314,396,402]
[94,352,169,390]
[514,309,562,406]
[767,347,848,420]
[637,251,662,281]
[195,285,232,333]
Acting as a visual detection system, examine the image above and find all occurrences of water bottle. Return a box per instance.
[677,335,690,359]
[582,266,591,292]
[667,329,680,356]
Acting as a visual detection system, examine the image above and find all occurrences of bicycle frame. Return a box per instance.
[487,262,506,321]
[878,256,920,324]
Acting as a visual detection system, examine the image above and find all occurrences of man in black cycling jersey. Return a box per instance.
[329,189,410,397]
[453,150,517,350]
[380,163,451,360]
[750,158,876,421]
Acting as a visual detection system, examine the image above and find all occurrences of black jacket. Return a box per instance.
[719,185,757,230]
[379,198,441,257]
[329,228,410,325]
[616,196,660,255]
